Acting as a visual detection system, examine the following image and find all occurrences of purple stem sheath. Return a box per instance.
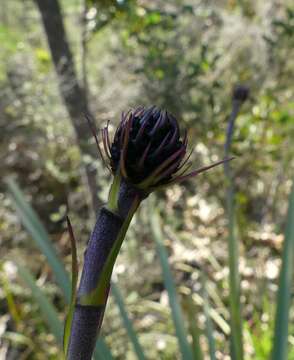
[67,181,144,360]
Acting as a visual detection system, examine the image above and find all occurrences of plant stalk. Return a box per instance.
[224,98,244,360]
[67,178,143,360]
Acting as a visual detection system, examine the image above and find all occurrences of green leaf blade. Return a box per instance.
[271,181,294,360]
[63,216,79,356]
[6,178,71,302]
[16,264,64,344]
[202,277,216,360]
[111,283,146,360]
[149,199,193,360]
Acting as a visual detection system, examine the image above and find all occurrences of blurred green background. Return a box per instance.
[0,0,293,359]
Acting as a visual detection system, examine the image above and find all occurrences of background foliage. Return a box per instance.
[0,0,293,359]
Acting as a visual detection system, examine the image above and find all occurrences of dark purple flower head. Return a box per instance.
[91,106,231,192]
[109,106,187,184]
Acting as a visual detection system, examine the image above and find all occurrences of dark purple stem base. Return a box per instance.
[67,181,143,360]
[68,305,105,360]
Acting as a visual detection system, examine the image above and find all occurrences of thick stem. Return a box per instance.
[67,180,143,360]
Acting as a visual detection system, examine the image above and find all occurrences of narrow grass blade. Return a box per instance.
[63,217,79,356]
[271,181,294,360]
[5,178,113,359]
[226,185,243,360]
[16,263,63,344]
[183,295,204,360]
[149,198,193,360]
[202,277,216,360]
[111,282,146,360]
[5,178,71,302]
[224,94,245,360]
[94,339,114,360]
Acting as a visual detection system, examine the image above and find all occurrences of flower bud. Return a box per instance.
[232,85,250,103]
[96,106,231,192]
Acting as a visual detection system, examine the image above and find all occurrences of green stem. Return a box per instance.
[227,184,243,360]
[224,98,244,360]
